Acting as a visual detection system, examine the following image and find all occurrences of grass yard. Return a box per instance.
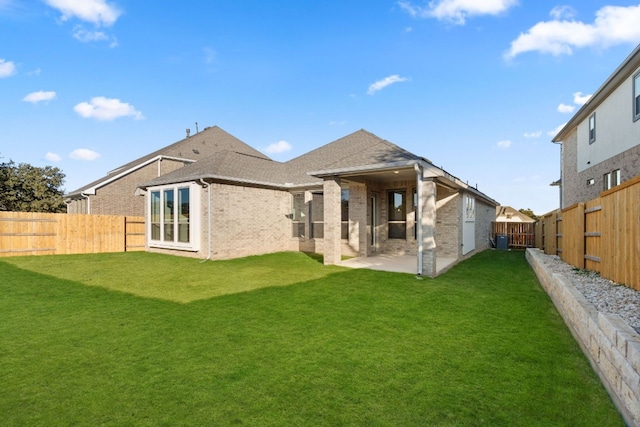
[0,250,623,426]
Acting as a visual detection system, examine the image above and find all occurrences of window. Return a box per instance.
[634,72,640,121]
[310,192,324,239]
[341,189,349,240]
[586,178,595,186]
[612,169,621,187]
[291,193,305,238]
[413,189,418,239]
[149,183,199,251]
[388,190,406,239]
[604,170,621,191]
[589,112,596,143]
[603,172,611,191]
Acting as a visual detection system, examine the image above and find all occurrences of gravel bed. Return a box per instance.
[536,253,640,335]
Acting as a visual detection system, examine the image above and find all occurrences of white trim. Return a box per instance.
[147,182,201,252]
[74,155,196,196]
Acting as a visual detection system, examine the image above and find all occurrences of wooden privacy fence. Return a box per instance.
[492,222,535,248]
[0,212,145,257]
[535,175,640,291]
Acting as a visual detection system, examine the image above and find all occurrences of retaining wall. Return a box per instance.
[526,248,640,427]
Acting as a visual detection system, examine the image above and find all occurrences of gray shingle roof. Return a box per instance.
[66,126,269,197]
[287,129,427,173]
[139,129,428,189]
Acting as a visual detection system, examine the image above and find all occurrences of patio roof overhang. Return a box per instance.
[308,160,499,206]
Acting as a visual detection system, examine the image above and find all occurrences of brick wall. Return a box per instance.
[93,159,186,216]
[563,127,640,207]
[474,198,494,252]
[435,187,460,258]
[206,183,294,260]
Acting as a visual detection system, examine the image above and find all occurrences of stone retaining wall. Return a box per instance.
[526,248,640,427]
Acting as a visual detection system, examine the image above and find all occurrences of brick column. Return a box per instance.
[349,182,367,256]
[323,177,342,265]
[421,180,437,277]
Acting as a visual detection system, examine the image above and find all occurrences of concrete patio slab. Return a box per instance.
[339,254,457,276]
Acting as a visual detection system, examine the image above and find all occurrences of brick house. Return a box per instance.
[138,128,498,277]
[553,43,640,208]
[64,126,269,215]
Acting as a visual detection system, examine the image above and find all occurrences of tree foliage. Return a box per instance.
[518,208,538,220]
[0,159,66,213]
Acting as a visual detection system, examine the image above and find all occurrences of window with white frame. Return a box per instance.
[634,72,640,121]
[603,172,611,191]
[148,183,199,251]
[613,169,621,187]
[588,112,596,144]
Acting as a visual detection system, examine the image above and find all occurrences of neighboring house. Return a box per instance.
[495,206,535,223]
[138,128,498,277]
[553,43,640,208]
[65,126,270,216]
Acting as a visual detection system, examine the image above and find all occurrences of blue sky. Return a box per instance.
[2,0,640,215]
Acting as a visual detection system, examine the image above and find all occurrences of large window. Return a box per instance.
[588,112,596,144]
[634,72,640,121]
[388,190,406,239]
[149,183,199,251]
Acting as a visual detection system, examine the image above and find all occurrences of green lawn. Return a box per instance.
[0,250,623,426]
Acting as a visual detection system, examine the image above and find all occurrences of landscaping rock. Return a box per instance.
[536,254,640,335]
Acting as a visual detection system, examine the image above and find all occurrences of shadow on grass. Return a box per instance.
[0,250,624,426]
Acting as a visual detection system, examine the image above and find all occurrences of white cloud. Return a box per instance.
[23,90,57,104]
[74,96,144,121]
[69,148,100,161]
[72,25,118,46]
[550,5,575,20]
[557,103,575,113]
[27,68,41,76]
[0,58,16,78]
[329,120,346,126]
[44,0,121,26]
[398,0,518,25]
[524,131,542,138]
[45,152,62,162]
[548,122,567,137]
[505,4,640,59]
[264,140,292,154]
[573,91,592,105]
[367,74,408,95]
[497,140,512,149]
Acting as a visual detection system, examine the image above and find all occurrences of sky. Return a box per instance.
[2,0,640,215]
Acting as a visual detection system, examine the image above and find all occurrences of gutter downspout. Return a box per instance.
[552,140,563,209]
[199,179,211,261]
[81,193,91,214]
[414,164,423,276]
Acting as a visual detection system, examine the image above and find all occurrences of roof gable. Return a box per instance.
[66,126,269,196]
[286,129,424,173]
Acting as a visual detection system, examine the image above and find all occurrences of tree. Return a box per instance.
[518,208,538,221]
[0,159,66,213]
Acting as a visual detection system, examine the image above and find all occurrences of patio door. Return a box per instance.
[369,194,378,252]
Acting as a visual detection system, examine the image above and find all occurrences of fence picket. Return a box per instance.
[0,212,145,257]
